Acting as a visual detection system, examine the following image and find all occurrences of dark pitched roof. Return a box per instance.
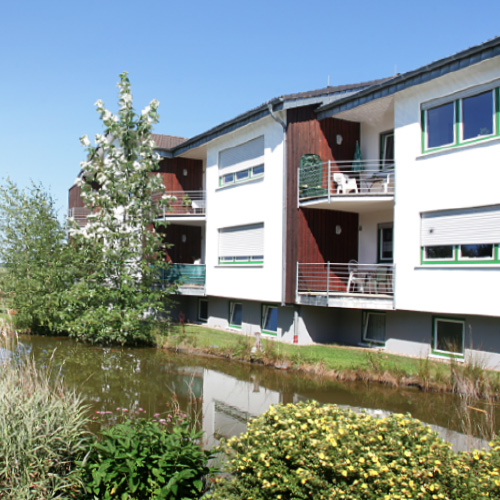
[316,36,500,119]
[163,78,391,157]
[151,133,188,150]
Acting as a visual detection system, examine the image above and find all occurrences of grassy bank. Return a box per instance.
[157,324,500,400]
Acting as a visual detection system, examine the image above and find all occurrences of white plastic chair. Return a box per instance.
[333,172,358,194]
[347,259,364,293]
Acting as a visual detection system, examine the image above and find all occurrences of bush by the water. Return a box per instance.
[0,357,90,499]
[209,402,500,500]
[79,416,214,500]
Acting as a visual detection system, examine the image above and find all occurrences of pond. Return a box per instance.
[1,334,496,451]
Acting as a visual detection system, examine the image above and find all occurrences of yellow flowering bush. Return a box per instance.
[208,402,500,500]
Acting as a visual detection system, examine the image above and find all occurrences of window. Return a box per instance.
[261,305,278,336]
[229,302,242,329]
[362,311,386,344]
[218,223,264,265]
[198,299,208,322]
[421,85,498,152]
[433,317,464,358]
[421,205,500,264]
[218,136,265,187]
[380,131,394,168]
[378,223,393,263]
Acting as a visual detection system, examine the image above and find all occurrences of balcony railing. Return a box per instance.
[153,190,206,217]
[68,207,92,227]
[298,160,394,202]
[160,264,206,294]
[297,262,394,298]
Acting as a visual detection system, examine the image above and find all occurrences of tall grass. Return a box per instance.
[0,354,90,499]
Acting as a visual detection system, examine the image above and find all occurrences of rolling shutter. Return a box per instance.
[421,205,500,246]
[219,223,264,257]
[219,136,264,176]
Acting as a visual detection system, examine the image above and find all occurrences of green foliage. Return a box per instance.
[209,402,500,500]
[66,73,174,345]
[0,356,90,499]
[0,179,75,333]
[79,417,214,500]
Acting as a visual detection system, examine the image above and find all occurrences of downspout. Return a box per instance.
[267,102,288,308]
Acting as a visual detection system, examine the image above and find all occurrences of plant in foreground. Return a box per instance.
[0,356,90,499]
[209,402,500,500]
[79,416,214,500]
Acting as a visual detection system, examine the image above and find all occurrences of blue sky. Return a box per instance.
[1,0,499,217]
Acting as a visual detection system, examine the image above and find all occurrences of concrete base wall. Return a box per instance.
[173,296,500,370]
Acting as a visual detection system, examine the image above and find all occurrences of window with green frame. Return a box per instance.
[432,317,465,358]
[421,205,500,265]
[362,311,386,344]
[219,164,264,187]
[261,304,278,336]
[379,130,394,169]
[218,223,264,265]
[421,85,499,153]
[228,301,242,329]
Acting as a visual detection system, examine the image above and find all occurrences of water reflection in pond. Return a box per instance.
[3,334,496,451]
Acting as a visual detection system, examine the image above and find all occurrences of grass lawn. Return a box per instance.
[158,323,484,395]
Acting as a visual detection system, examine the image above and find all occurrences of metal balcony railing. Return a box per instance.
[297,262,394,298]
[153,190,206,217]
[298,160,394,202]
[160,264,206,293]
[67,207,93,227]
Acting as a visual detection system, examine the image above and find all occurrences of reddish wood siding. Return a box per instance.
[157,158,203,192]
[68,184,83,210]
[159,224,202,264]
[285,106,360,303]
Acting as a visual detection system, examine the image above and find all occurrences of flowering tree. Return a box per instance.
[67,73,172,345]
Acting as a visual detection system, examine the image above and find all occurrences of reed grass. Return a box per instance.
[0,353,90,499]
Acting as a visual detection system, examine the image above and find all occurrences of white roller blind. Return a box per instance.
[219,223,264,257]
[219,136,264,175]
[421,205,500,246]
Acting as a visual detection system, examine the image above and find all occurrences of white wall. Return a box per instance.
[204,115,285,303]
[358,208,393,264]
[360,111,394,160]
[393,56,500,317]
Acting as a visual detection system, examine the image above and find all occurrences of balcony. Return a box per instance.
[296,262,394,310]
[68,207,92,227]
[160,264,206,296]
[298,161,394,213]
[153,190,206,219]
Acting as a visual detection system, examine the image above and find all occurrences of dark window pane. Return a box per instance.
[199,300,208,321]
[427,103,455,148]
[231,303,242,326]
[223,173,234,184]
[462,91,494,140]
[435,320,463,354]
[364,313,386,343]
[425,246,454,260]
[382,134,394,167]
[380,227,393,261]
[253,165,264,175]
[460,244,493,259]
[236,169,249,181]
[235,256,249,261]
[263,307,278,332]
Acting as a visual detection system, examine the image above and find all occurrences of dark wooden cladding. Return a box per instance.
[158,224,202,264]
[298,209,358,264]
[157,157,203,192]
[68,184,83,211]
[285,106,360,303]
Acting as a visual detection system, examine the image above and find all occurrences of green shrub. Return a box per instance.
[0,356,90,499]
[209,402,500,500]
[79,417,214,499]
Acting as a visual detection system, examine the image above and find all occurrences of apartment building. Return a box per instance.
[69,36,500,369]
